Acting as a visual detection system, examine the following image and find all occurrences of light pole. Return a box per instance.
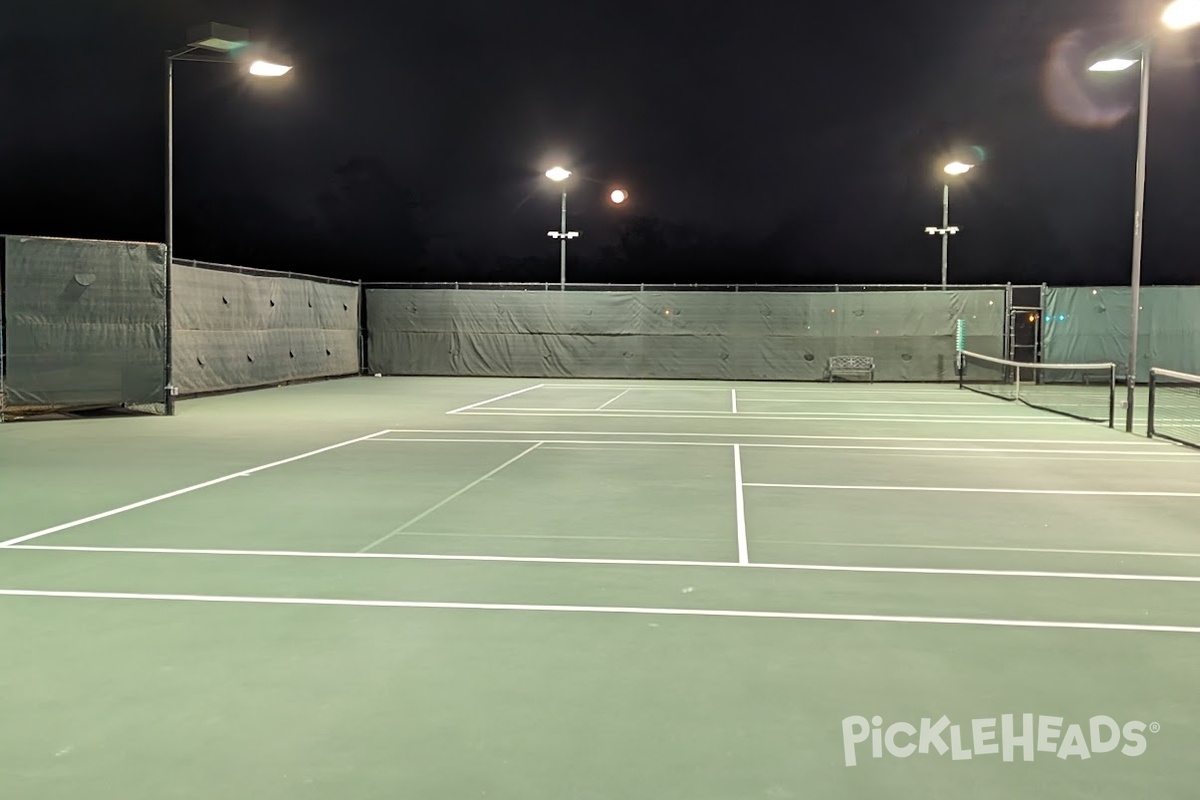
[544,166,628,290]
[545,167,577,290]
[925,161,974,289]
[165,23,291,412]
[1087,0,1200,432]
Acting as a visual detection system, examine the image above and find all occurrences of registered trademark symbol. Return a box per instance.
[1150,722,1161,734]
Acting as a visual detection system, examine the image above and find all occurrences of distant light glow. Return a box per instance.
[944,161,974,176]
[249,60,292,77]
[1163,0,1200,30]
[1088,58,1138,72]
[610,189,628,204]
[545,166,572,182]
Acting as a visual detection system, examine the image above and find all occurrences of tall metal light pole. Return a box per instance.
[925,161,974,289]
[1087,0,1200,432]
[1089,50,1150,433]
[543,167,628,289]
[165,23,291,411]
[545,167,578,289]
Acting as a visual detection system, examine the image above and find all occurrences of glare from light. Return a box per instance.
[1088,57,1138,72]
[1163,0,1200,30]
[944,161,974,176]
[545,166,572,182]
[610,189,628,204]
[249,60,292,77]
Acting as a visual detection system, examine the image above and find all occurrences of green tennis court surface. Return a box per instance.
[3,377,1199,799]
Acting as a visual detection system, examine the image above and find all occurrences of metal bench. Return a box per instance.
[827,355,875,383]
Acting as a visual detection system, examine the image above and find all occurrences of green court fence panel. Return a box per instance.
[0,235,167,418]
[364,288,1006,381]
[171,262,361,396]
[1043,286,1200,382]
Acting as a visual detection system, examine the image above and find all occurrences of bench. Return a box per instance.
[827,355,875,383]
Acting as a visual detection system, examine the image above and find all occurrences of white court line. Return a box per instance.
[381,428,1170,447]
[731,388,738,414]
[540,385,965,395]
[597,389,632,410]
[367,437,1195,459]
[486,407,1042,420]
[0,430,393,548]
[446,384,545,415]
[734,445,748,564]
[773,541,1200,560]
[746,482,1200,498]
[740,398,1004,406]
[3,589,1199,634]
[15,545,1200,584]
[358,442,545,553]
[455,411,1095,425]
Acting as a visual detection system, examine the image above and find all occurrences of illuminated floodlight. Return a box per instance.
[610,189,628,204]
[545,166,572,182]
[943,161,974,176]
[1163,0,1200,31]
[1089,57,1138,72]
[249,60,292,77]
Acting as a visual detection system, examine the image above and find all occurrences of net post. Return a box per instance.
[955,318,965,381]
[1109,363,1116,429]
[1147,368,1156,438]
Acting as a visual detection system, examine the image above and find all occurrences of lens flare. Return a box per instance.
[1042,30,1132,129]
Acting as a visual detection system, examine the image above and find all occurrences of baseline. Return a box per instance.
[367,436,1191,460]
[774,541,1200,560]
[10,544,1200,583]
[4,588,1200,634]
[746,482,1200,498]
[381,428,1171,447]
[453,410,1103,425]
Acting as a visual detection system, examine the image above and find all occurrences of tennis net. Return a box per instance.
[958,350,1116,427]
[1148,367,1200,448]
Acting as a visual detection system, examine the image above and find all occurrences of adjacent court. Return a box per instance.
[2,376,1199,799]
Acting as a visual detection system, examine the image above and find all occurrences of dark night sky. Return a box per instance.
[5,0,1200,285]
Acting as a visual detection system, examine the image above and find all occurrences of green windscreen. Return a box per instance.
[365,288,1005,381]
[1,236,167,418]
[171,262,361,396]
[1043,286,1200,382]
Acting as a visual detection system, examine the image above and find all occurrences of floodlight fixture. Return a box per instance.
[1162,0,1200,31]
[249,59,292,77]
[1089,57,1139,71]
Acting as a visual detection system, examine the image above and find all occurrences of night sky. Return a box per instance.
[5,0,1200,286]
